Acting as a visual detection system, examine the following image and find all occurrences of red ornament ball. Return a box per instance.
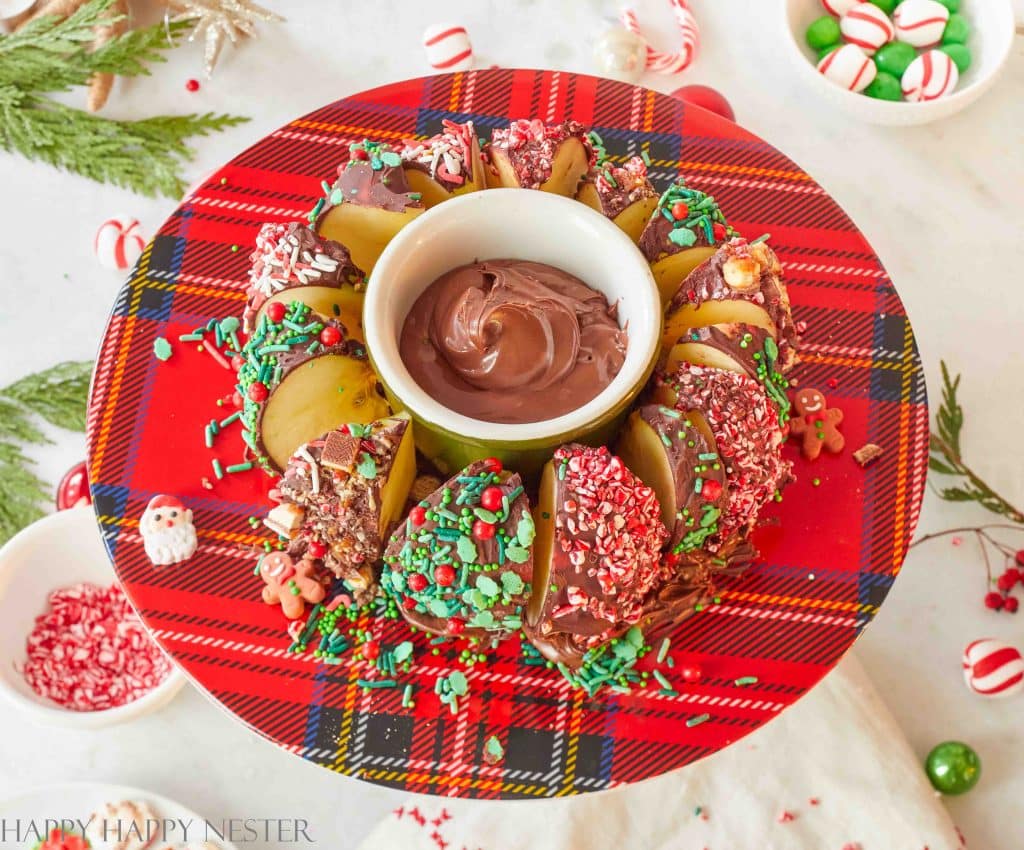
[306,540,327,559]
[700,479,723,502]
[681,663,703,683]
[56,461,91,510]
[671,202,689,220]
[448,618,466,635]
[265,301,286,323]
[362,639,380,660]
[185,78,200,92]
[670,85,735,122]
[984,592,1004,611]
[434,564,456,587]
[473,519,496,540]
[407,572,429,592]
[319,325,342,346]
[483,456,503,473]
[1005,597,1020,614]
[247,382,269,402]
[480,486,504,512]
[409,505,427,526]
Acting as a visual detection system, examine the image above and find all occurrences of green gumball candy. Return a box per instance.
[935,0,960,11]
[867,0,897,13]
[865,72,902,101]
[874,41,917,78]
[940,43,972,73]
[925,741,981,795]
[942,13,970,45]
[806,16,841,51]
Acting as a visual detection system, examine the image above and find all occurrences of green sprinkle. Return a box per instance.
[656,637,671,664]
[652,669,673,690]
[226,461,253,473]
[686,713,710,728]
[356,452,378,479]
[734,675,759,687]
[668,227,697,247]
[473,507,498,523]
[456,535,478,564]
[356,679,397,689]
[448,671,468,696]
[212,458,224,479]
[178,332,204,342]
[505,545,530,564]
[153,337,173,361]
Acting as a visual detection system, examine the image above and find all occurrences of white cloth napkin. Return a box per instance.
[358,653,962,850]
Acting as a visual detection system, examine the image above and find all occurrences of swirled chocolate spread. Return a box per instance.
[399,260,628,424]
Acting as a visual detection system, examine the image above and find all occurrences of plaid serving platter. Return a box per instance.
[86,70,929,799]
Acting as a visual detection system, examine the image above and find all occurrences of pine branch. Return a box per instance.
[929,361,1024,524]
[3,360,93,431]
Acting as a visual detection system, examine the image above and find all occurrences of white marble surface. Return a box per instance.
[0,1,1022,848]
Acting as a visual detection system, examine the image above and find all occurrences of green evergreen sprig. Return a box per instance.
[0,0,248,198]
[0,361,93,544]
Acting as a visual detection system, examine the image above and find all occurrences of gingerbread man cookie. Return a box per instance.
[789,388,845,460]
[259,552,326,619]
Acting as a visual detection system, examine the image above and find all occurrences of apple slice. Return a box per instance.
[401,120,486,208]
[255,285,365,343]
[524,444,667,667]
[576,154,659,244]
[488,120,592,196]
[663,323,772,375]
[276,413,415,602]
[382,459,535,639]
[650,247,719,305]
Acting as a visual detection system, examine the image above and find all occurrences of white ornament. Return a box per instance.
[0,0,35,19]
[817,43,877,93]
[962,639,1024,698]
[140,495,198,567]
[422,23,474,72]
[821,0,860,16]
[94,216,146,272]
[892,0,950,48]
[593,27,647,83]
[901,49,958,102]
[840,2,894,55]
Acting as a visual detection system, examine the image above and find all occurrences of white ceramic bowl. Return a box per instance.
[782,0,1015,125]
[0,507,185,728]
[364,188,661,479]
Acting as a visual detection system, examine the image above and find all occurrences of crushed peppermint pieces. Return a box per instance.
[490,119,590,189]
[20,582,172,711]
[853,443,885,467]
[400,119,477,189]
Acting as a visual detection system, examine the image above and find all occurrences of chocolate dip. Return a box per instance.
[399,260,628,424]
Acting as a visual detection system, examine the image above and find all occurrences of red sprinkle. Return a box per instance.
[712,222,727,241]
[248,381,269,402]
[409,505,427,526]
[185,78,200,92]
[362,639,380,660]
[434,564,456,587]
[306,539,327,559]
[266,301,286,323]
[351,147,369,160]
[472,519,496,540]
[21,582,171,712]
[407,573,428,592]
[700,478,723,502]
[447,618,466,635]
[680,663,703,683]
[483,456,503,473]
[671,202,689,220]
[319,326,342,347]
[480,486,504,512]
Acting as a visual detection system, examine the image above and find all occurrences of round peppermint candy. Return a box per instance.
[840,2,895,55]
[962,639,1024,698]
[422,23,474,72]
[901,49,958,102]
[94,216,146,272]
[893,0,950,48]
[818,43,877,92]
[821,0,861,16]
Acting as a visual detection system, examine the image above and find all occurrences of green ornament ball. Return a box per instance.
[806,16,841,51]
[867,0,897,13]
[818,43,840,63]
[864,72,902,101]
[874,41,917,78]
[925,741,981,795]
[940,43,972,74]
[942,13,970,45]
[934,0,960,11]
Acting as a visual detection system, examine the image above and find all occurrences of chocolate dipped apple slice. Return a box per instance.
[525,445,667,668]
[314,140,425,274]
[243,222,367,339]
[236,301,390,473]
[381,459,534,639]
[575,144,658,243]
[662,237,798,373]
[270,413,416,602]
[638,180,739,305]
[488,120,592,196]
[399,120,486,207]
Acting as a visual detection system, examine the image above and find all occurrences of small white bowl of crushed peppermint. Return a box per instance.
[0,507,185,728]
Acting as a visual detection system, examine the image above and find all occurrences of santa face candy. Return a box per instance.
[140,495,197,566]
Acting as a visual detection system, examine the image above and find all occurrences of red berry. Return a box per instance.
[1007,568,1022,585]
[407,572,428,592]
[984,592,1005,611]
[185,78,200,92]
[480,486,504,512]
[306,540,327,559]
[362,639,380,660]
[434,564,456,587]
[447,618,466,635]
[671,202,689,220]
[483,456,503,473]
[351,147,369,160]
[712,222,727,241]
[681,664,703,683]
[1005,596,1020,613]
[701,479,723,502]
[266,301,286,323]
[319,325,342,346]
[247,382,268,402]
[997,572,1018,592]
[409,505,427,526]
[403,595,418,610]
[473,520,496,540]
[1016,550,1024,567]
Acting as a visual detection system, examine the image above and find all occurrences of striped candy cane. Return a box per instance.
[620,0,700,75]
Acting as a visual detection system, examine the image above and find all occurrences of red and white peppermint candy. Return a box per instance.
[962,639,1024,698]
[902,49,958,102]
[840,2,894,55]
[817,43,877,93]
[892,0,950,48]
[422,23,474,72]
[94,216,146,272]
[821,0,860,16]
[620,0,700,76]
